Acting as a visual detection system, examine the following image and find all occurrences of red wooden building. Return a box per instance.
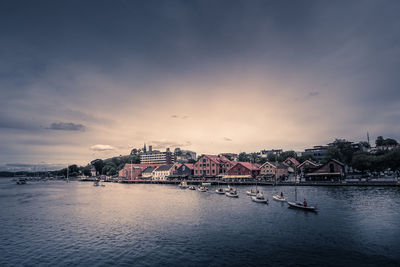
[193,155,233,177]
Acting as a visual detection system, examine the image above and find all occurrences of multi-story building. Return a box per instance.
[140,147,174,164]
[302,145,329,161]
[193,155,233,177]
[152,164,175,180]
[259,149,283,158]
[259,161,289,180]
[226,162,260,178]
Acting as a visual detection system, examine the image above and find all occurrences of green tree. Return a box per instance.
[325,139,355,165]
[238,152,250,162]
[267,154,277,162]
[278,151,297,162]
[91,159,104,175]
[376,136,384,146]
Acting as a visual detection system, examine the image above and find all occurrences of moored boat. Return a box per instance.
[215,188,225,194]
[225,190,239,198]
[197,186,208,192]
[225,185,232,192]
[188,186,196,190]
[287,201,317,211]
[272,195,286,202]
[252,192,268,203]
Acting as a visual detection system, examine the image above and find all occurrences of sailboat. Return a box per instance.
[225,189,239,198]
[287,173,317,211]
[246,180,260,196]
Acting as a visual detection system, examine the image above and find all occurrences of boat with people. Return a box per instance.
[273,192,287,202]
[287,201,317,211]
[179,181,188,189]
[251,192,268,203]
[215,188,225,194]
[188,186,196,190]
[197,186,208,192]
[225,190,239,198]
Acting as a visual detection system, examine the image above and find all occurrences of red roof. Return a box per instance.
[232,162,260,171]
[124,163,161,171]
[203,154,232,164]
[284,157,300,166]
[183,163,194,169]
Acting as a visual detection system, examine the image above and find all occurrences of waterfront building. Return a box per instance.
[259,161,289,180]
[141,166,157,179]
[171,163,194,179]
[306,159,345,181]
[118,165,142,179]
[193,155,233,177]
[302,145,329,161]
[118,163,161,179]
[152,164,175,180]
[226,162,260,178]
[219,153,238,161]
[283,157,300,168]
[297,160,319,175]
[90,166,97,176]
[140,147,174,164]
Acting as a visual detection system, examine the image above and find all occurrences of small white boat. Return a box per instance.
[252,192,268,203]
[179,181,188,189]
[188,186,196,190]
[215,188,225,194]
[197,186,208,192]
[287,201,317,211]
[246,189,259,196]
[225,190,239,198]
[273,195,286,202]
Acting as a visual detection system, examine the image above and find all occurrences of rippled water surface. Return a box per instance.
[1,179,400,266]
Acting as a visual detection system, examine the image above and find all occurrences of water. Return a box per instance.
[1,179,399,266]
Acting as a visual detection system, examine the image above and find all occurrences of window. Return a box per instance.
[212,170,215,174]
[206,170,209,174]
[212,164,215,167]
[207,164,209,167]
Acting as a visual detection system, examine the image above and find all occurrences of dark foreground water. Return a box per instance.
[1,179,400,266]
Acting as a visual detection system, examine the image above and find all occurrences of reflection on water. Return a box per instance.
[0,179,399,266]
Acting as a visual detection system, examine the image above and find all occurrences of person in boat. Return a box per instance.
[303,199,307,207]
[280,192,283,198]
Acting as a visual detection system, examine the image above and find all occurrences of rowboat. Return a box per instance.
[197,186,208,192]
[215,188,225,194]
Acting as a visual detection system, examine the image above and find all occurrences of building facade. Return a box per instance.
[306,159,345,181]
[302,145,329,161]
[193,155,233,177]
[226,162,260,178]
[152,164,175,180]
[140,148,174,164]
[259,162,289,180]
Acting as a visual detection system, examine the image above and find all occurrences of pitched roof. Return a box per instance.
[203,154,232,164]
[124,163,161,171]
[154,164,175,172]
[234,162,260,170]
[260,161,287,169]
[298,160,319,168]
[284,157,300,166]
[142,166,157,173]
[182,163,194,169]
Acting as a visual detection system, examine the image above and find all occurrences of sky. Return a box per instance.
[1,0,400,169]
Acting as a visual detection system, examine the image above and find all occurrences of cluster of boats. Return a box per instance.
[178,181,317,211]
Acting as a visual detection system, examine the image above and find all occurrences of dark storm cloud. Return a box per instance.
[46,122,86,131]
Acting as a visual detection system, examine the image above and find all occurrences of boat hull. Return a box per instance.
[287,201,317,211]
[225,192,238,198]
[251,196,268,203]
[272,195,286,202]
